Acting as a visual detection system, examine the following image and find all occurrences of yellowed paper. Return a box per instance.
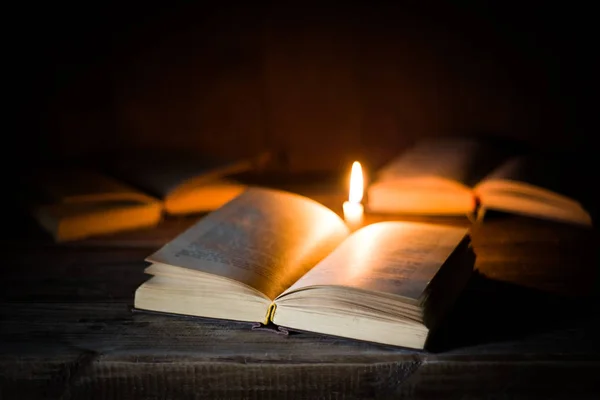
[281,221,468,300]
[147,188,350,299]
[375,137,511,188]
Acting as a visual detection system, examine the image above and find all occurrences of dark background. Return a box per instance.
[1,7,599,394]
[7,1,595,177]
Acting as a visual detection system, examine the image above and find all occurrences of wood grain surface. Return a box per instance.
[1,193,598,399]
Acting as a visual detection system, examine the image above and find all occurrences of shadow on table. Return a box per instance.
[425,271,600,352]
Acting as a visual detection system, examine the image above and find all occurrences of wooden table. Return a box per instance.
[1,196,599,399]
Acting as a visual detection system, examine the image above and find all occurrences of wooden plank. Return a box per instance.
[110,4,267,161]
[4,358,596,399]
[1,302,598,398]
[0,260,149,302]
[352,3,545,170]
[262,6,362,172]
[1,202,598,398]
[1,298,597,362]
[4,357,596,399]
[2,215,595,302]
[470,216,599,295]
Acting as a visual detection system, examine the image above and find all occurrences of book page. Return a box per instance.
[107,152,265,198]
[147,188,350,299]
[280,221,468,301]
[164,179,247,215]
[473,154,594,226]
[476,154,586,200]
[27,168,156,204]
[375,137,517,188]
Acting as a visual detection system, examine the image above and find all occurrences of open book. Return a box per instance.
[107,151,269,215]
[134,188,474,349]
[367,137,593,226]
[24,168,162,241]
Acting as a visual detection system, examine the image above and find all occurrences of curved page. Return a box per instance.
[476,155,588,202]
[147,188,349,299]
[375,137,514,188]
[108,152,264,198]
[30,168,157,204]
[279,221,468,301]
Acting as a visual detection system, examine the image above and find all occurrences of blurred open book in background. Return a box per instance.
[367,137,594,227]
[21,151,270,241]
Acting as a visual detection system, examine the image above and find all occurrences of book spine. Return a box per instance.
[466,195,482,223]
[263,303,277,324]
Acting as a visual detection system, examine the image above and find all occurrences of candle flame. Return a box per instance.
[349,161,363,203]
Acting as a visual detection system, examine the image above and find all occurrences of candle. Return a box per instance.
[343,161,364,231]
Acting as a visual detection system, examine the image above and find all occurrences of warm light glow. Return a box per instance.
[349,161,364,203]
[343,161,364,231]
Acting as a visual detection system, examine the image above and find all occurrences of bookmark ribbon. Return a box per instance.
[263,303,277,325]
[254,303,287,335]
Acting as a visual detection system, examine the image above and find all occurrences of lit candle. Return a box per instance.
[343,161,364,231]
